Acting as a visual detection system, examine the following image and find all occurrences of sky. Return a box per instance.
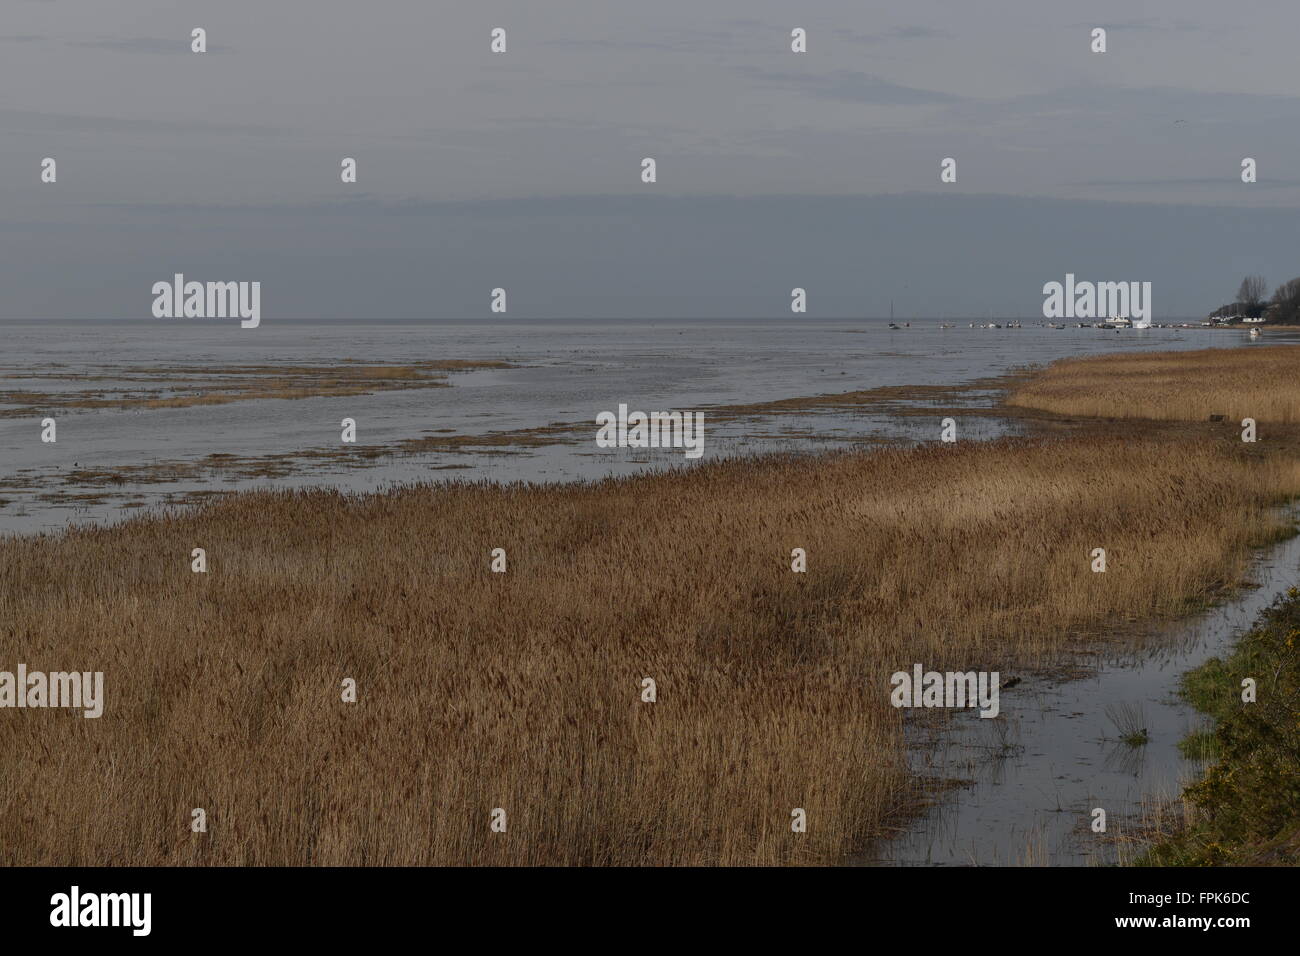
[2,0,1299,319]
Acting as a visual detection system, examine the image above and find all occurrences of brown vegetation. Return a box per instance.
[3,423,1298,865]
[1006,344,1300,423]
[0,359,514,417]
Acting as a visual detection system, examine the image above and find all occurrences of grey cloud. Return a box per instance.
[5,193,1300,321]
[542,24,749,55]
[738,67,962,105]
[1067,177,1300,188]
[539,38,683,53]
[832,25,951,44]
[943,84,1300,128]
[0,108,278,135]
[72,37,234,54]
[1065,19,1202,32]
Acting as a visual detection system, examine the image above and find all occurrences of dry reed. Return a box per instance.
[2,427,1297,865]
[1006,344,1300,423]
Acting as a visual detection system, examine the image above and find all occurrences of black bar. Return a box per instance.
[0,865,1277,942]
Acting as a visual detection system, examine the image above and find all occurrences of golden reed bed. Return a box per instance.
[2,347,1299,866]
[1006,343,1300,423]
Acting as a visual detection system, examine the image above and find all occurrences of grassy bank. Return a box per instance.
[3,426,1299,865]
[1140,587,1300,865]
[1006,344,1300,423]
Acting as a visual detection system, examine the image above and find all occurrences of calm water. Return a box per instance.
[860,522,1300,867]
[3,317,1291,535]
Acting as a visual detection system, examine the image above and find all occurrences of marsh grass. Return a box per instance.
[1006,344,1300,423]
[3,429,1298,865]
[1105,702,1149,747]
[0,359,514,416]
[1140,587,1300,865]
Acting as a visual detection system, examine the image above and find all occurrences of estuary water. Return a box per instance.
[0,317,1292,534]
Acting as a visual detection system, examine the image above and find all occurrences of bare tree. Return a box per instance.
[1271,277,1300,323]
[1237,275,1268,309]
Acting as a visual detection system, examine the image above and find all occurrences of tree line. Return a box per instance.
[1211,275,1300,323]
